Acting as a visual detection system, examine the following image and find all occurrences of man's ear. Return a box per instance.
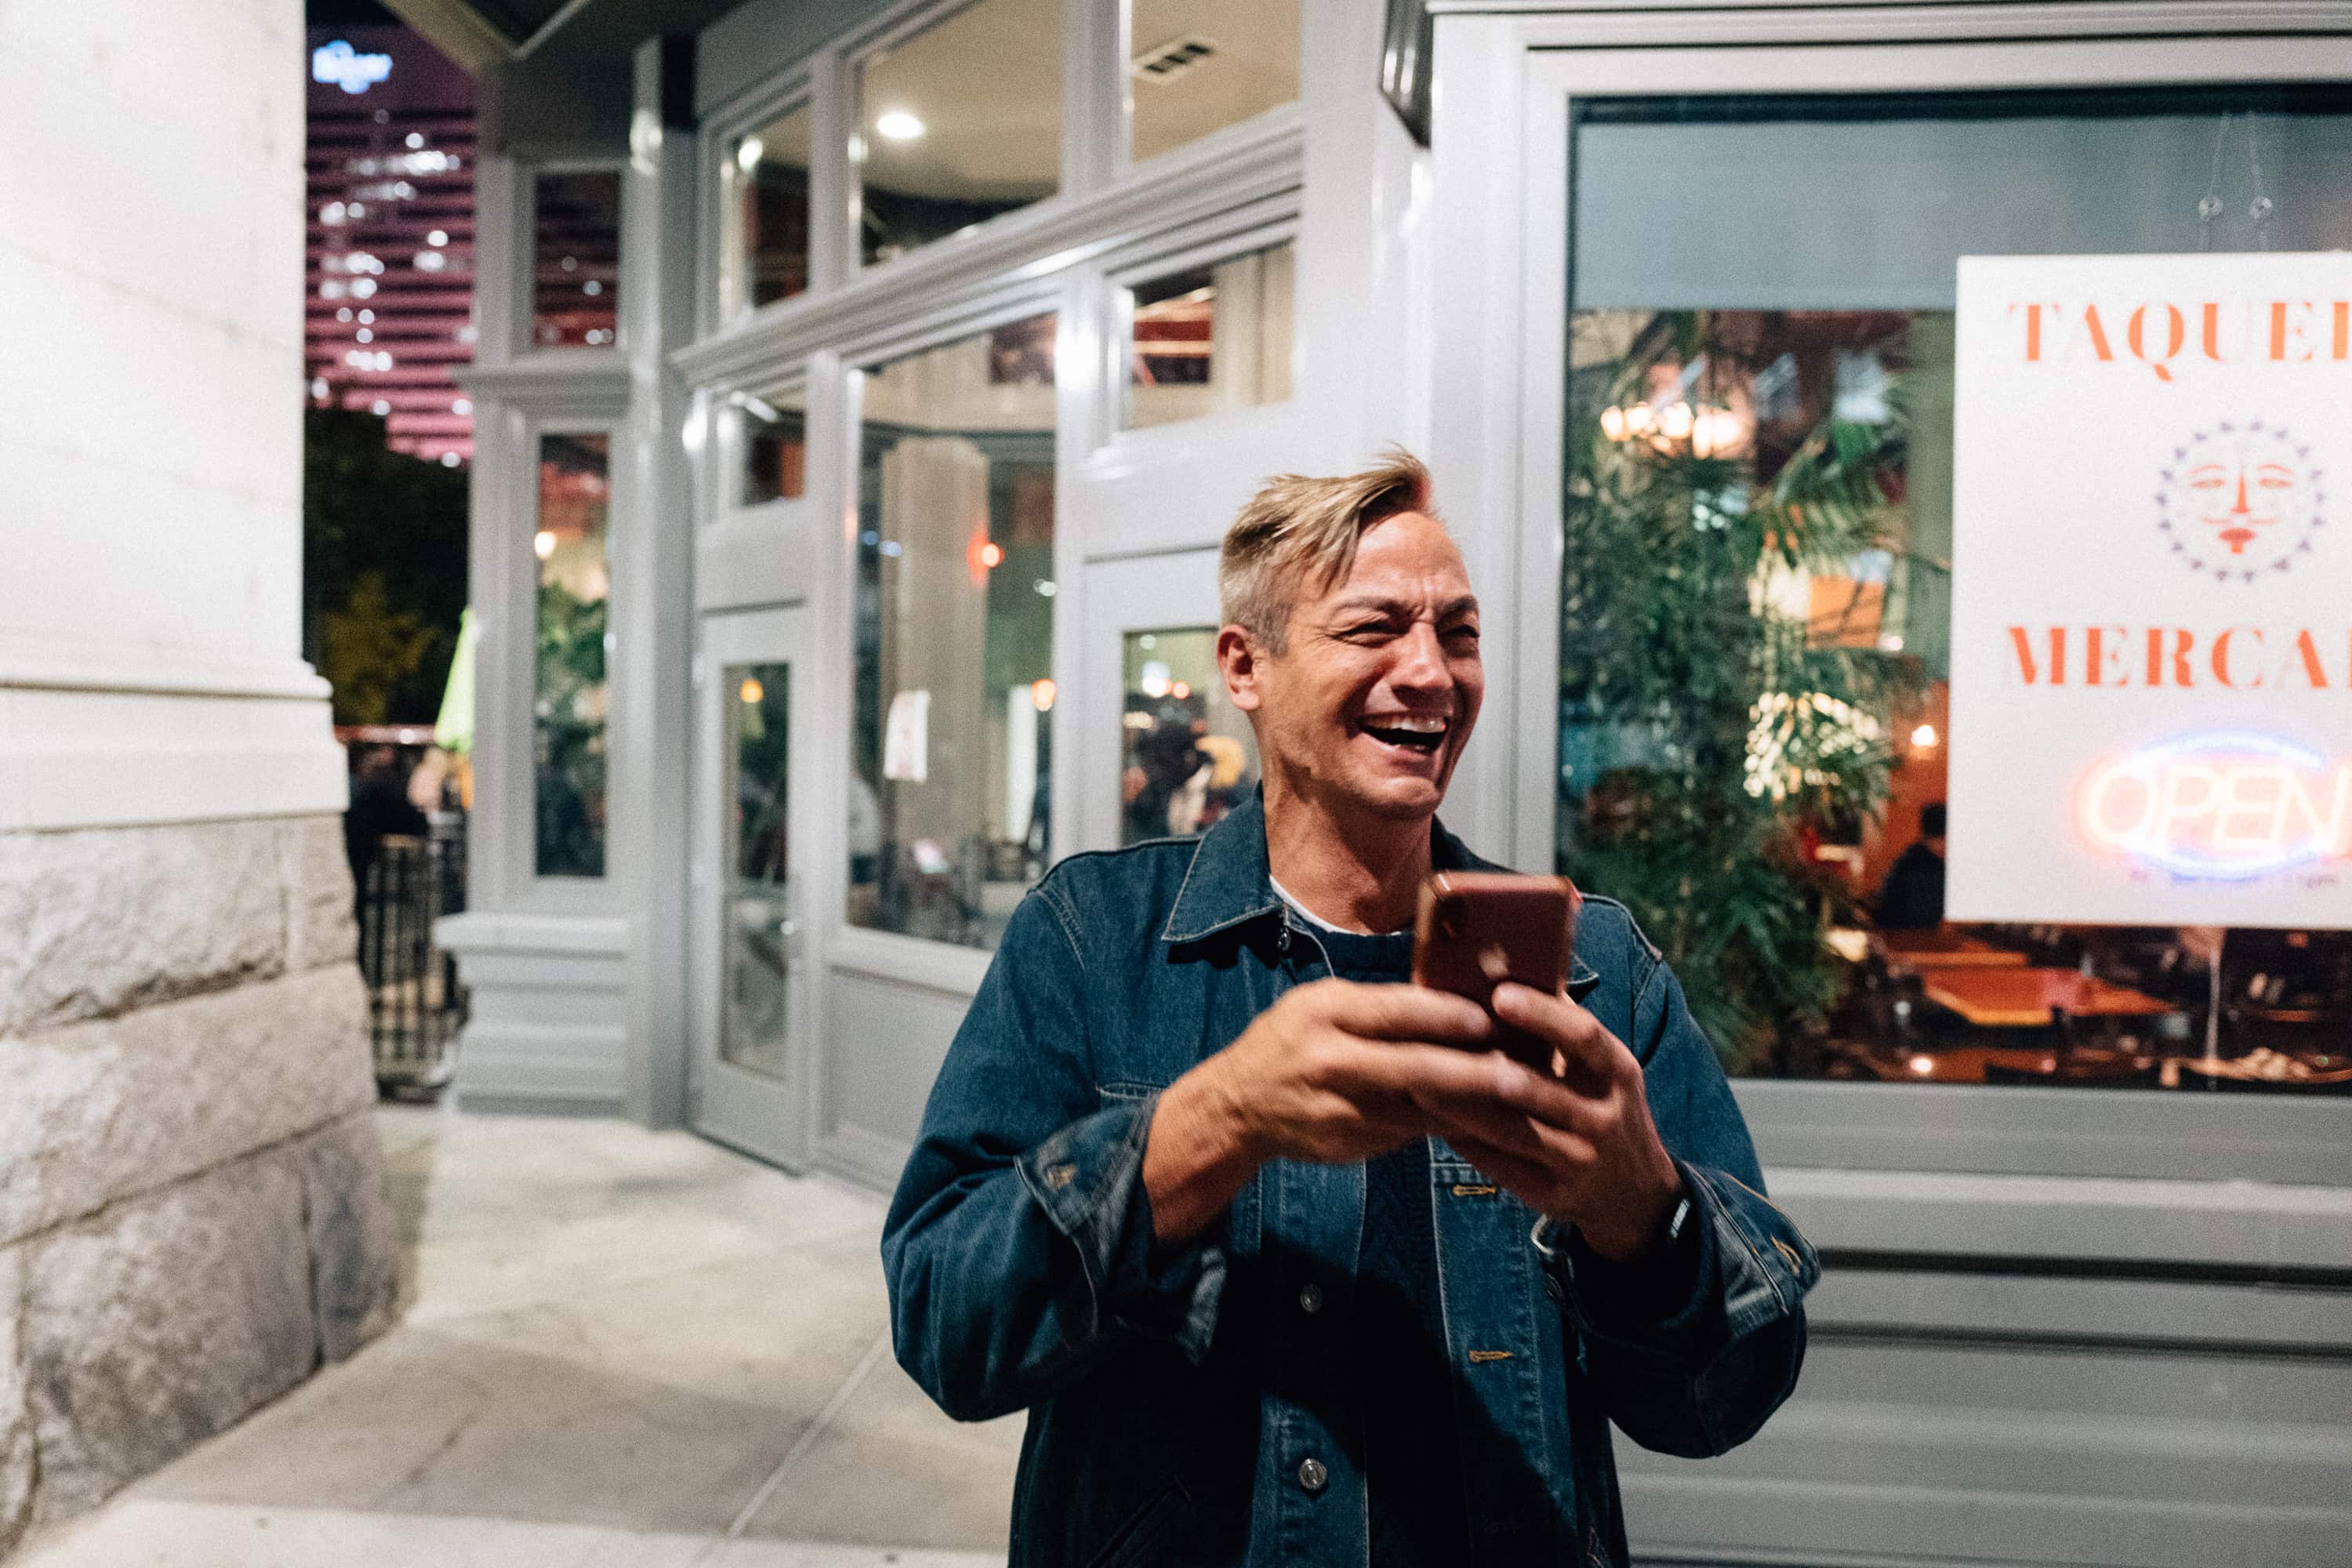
[1216,624,1262,713]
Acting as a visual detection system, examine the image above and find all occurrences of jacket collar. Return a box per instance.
[1159,789,1498,946]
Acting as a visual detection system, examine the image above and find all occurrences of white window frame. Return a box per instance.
[1097,209,1301,450]
[518,157,631,361]
[458,363,633,916]
[825,283,1075,995]
[698,71,825,337]
[841,0,1098,282]
[1076,549,1228,855]
[676,0,1305,982]
[1426,8,2352,1187]
[1111,0,1306,183]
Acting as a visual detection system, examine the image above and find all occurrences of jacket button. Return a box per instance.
[1276,926,1291,953]
[1298,1283,1323,1314]
[1297,1457,1327,1494]
[1543,1272,1565,1305]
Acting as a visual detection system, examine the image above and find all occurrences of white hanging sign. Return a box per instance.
[883,690,931,783]
[1947,252,2352,928]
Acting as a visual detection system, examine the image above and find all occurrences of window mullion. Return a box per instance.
[1064,0,1123,198]
[808,46,852,295]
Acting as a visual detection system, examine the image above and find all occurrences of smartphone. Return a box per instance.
[1411,871,1583,1071]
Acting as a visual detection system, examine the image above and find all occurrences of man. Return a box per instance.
[884,452,1816,1566]
[1877,801,1948,931]
[343,742,428,919]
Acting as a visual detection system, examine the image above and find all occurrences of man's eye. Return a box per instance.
[1445,625,1481,643]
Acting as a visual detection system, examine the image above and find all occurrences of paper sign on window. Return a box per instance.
[1947,252,2352,927]
[883,689,930,783]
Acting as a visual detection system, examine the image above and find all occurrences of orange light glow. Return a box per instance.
[738,677,764,705]
[1029,677,1056,712]
[979,541,1004,568]
[1171,681,1190,699]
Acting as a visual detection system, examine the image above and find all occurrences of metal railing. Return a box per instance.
[361,816,467,1091]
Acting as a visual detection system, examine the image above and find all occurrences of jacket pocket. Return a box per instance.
[1083,1475,1191,1568]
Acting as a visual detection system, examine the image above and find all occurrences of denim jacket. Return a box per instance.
[884,795,1817,1568]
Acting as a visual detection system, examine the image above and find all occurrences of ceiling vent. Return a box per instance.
[1132,34,1217,83]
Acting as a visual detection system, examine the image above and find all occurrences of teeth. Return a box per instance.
[1371,716,1447,734]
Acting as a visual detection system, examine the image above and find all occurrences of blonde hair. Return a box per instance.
[1219,448,1436,653]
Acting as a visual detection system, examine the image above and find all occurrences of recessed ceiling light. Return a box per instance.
[874,110,925,142]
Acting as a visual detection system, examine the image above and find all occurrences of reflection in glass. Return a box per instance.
[855,0,1060,267]
[724,103,812,317]
[724,662,793,1080]
[1560,89,2352,1093]
[1124,239,1294,429]
[1129,0,1301,162]
[736,387,807,506]
[534,433,610,877]
[1121,629,1258,846]
[850,314,1057,949]
[532,170,621,348]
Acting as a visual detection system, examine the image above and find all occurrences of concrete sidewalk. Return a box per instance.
[13,1105,1022,1567]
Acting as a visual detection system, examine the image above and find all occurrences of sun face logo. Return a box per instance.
[2156,422,2326,583]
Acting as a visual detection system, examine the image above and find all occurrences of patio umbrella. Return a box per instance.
[434,606,476,754]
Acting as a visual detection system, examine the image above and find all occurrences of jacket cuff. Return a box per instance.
[1015,1092,1226,1361]
[1542,1159,1729,1363]
[1562,1179,1714,1340]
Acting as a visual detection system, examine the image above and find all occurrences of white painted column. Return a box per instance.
[0,2,393,1542]
[615,36,702,1127]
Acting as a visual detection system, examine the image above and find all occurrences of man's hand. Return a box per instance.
[1144,979,1497,1242]
[1410,982,1682,1263]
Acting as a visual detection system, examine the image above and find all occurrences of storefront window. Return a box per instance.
[532,169,620,348]
[534,433,610,877]
[722,102,812,318]
[1120,628,1258,844]
[1560,89,2352,1091]
[849,313,1057,948]
[734,386,807,506]
[1128,0,1301,163]
[1122,238,1294,430]
[854,0,1060,267]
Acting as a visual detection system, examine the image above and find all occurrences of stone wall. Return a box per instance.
[0,815,395,1552]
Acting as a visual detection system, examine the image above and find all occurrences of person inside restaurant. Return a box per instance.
[1875,802,1947,932]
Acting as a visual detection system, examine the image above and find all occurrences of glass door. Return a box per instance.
[691,604,813,1169]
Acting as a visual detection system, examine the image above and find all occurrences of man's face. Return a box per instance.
[1235,510,1483,822]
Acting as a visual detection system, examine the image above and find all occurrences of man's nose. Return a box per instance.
[1389,622,1454,692]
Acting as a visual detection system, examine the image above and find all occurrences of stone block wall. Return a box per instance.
[0,815,396,1552]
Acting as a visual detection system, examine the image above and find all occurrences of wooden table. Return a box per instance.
[1882,932,2030,971]
[1920,967,2176,1028]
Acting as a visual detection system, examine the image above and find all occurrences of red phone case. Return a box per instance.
[1411,871,1582,1069]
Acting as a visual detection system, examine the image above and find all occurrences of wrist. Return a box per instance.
[1577,1160,1685,1265]
[1143,1060,1269,1243]
[1192,1051,1276,1169]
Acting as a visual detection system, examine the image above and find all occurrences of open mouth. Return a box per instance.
[1359,714,1450,757]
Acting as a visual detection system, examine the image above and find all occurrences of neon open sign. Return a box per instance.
[2077,731,2352,880]
[312,40,394,95]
